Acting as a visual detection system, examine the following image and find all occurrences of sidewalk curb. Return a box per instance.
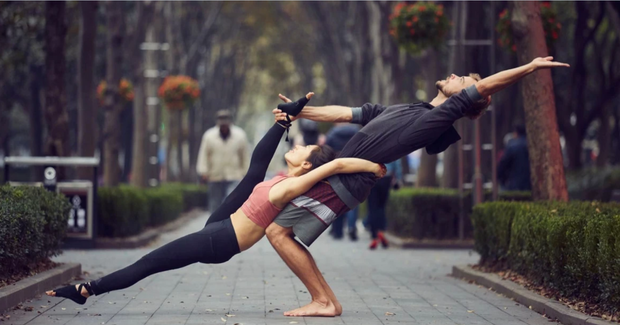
[0,263,81,314]
[385,232,474,249]
[95,209,205,249]
[452,265,615,325]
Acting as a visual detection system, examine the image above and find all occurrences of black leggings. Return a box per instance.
[89,123,286,295]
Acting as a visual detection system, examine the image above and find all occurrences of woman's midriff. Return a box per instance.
[230,209,267,251]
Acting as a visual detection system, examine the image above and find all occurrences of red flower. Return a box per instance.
[394,2,406,13]
[436,10,443,17]
[556,22,562,29]
[548,18,554,23]
[406,21,413,27]
[511,44,516,52]
[418,5,426,12]
[499,9,508,19]
[413,16,419,23]
[552,31,558,39]
[389,29,396,37]
[541,2,551,8]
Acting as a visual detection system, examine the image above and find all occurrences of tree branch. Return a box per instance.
[184,2,222,73]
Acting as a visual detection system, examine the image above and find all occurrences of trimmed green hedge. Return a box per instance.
[0,186,70,279]
[384,188,532,240]
[472,201,620,315]
[97,183,208,238]
[386,188,472,239]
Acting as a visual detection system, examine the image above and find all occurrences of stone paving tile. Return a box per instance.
[3,212,561,324]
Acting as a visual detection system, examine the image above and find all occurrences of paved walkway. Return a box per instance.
[5,213,557,325]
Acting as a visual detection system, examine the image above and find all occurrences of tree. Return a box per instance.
[77,2,97,179]
[102,1,124,187]
[553,2,620,169]
[128,2,154,188]
[44,2,70,167]
[510,1,568,201]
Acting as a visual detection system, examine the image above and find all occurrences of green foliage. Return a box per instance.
[566,168,620,201]
[386,188,471,239]
[0,185,70,279]
[389,2,450,55]
[97,183,207,237]
[472,201,620,315]
[97,186,149,238]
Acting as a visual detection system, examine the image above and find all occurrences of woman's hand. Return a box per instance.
[375,163,387,179]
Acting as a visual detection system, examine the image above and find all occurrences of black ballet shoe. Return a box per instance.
[51,283,94,305]
[277,95,311,141]
[277,95,310,119]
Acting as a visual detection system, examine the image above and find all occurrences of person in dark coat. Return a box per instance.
[497,125,532,191]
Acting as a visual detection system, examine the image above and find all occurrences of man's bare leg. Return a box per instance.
[266,223,341,316]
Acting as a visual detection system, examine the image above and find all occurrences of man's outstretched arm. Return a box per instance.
[273,93,353,123]
[475,56,569,98]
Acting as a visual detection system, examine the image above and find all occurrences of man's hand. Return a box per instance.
[272,92,314,123]
[530,56,570,70]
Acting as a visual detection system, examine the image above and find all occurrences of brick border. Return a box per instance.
[384,232,474,249]
[95,209,205,249]
[0,263,81,314]
[452,265,614,325]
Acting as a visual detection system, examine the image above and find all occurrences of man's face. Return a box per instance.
[219,122,230,134]
[435,74,477,97]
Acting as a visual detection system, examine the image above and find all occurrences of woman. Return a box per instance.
[47,92,385,304]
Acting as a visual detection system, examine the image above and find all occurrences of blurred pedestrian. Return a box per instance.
[368,160,401,249]
[197,109,250,211]
[325,122,361,240]
[497,125,531,191]
[293,119,326,146]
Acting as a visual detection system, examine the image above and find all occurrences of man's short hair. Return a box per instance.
[216,109,232,125]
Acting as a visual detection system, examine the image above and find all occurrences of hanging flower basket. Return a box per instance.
[157,75,200,111]
[496,2,561,53]
[97,78,134,106]
[389,2,451,55]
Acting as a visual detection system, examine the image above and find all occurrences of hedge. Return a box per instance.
[385,188,532,240]
[472,201,620,315]
[0,186,70,280]
[386,188,471,239]
[97,183,208,238]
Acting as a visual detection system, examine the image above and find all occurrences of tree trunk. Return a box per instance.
[102,1,124,187]
[28,65,44,181]
[44,1,69,180]
[129,2,154,188]
[510,1,568,201]
[596,105,611,168]
[416,50,439,187]
[77,1,97,179]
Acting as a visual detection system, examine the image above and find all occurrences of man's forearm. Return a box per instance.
[476,62,536,98]
[297,105,352,123]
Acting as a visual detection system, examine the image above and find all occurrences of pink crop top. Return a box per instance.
[240,175,290,228]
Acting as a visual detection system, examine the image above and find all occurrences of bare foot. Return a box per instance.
[45,284,90,298]
[284,300,337,317]
[334,301,343,316]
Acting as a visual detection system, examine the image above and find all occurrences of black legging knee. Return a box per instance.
[89,123,286,295]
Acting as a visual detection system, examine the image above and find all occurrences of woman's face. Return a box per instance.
[285,145,319,169]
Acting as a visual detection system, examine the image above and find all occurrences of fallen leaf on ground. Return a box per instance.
[467,310,474,313]
[385,312,395,316]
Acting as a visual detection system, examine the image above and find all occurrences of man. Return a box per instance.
[266,57,569,317]
[325,122,361,240]
[498,125,532,191]
[196,109,249,211]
